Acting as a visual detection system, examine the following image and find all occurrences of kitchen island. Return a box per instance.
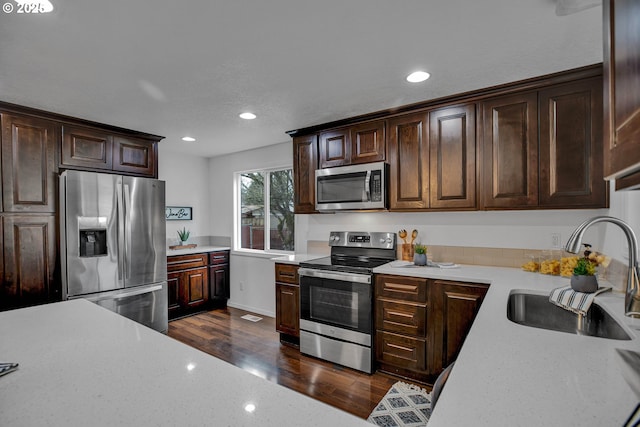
[0,299,371,427]
[373,263,640,426]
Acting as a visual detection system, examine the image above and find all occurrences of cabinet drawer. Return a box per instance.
[376,330,426,371]
[375,274,427,303]
[376,299,426,337]
[209,251,229,265]
[167,253,207,272]
[275,263,299,284]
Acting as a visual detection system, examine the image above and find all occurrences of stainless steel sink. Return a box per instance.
[507,291,632,340]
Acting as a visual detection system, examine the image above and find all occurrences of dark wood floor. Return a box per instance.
[168,306,427,419]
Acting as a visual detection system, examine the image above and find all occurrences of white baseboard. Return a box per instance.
[227,301,275,319]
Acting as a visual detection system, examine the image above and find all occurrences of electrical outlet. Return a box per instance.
[551,233,561,249]
[239,281,244,291]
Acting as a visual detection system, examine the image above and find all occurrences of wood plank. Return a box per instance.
[168,307,429,419]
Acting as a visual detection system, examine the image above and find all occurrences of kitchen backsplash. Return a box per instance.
[303,240,628,292]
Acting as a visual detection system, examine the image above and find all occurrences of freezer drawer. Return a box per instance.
[82,283,168,333]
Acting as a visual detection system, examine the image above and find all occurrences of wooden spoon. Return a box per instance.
[398,229,407,244]
[410,229,418,244]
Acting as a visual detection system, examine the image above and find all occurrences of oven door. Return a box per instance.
[298,268,372,335]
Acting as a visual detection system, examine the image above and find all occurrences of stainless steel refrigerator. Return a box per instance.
[60,170,168,333]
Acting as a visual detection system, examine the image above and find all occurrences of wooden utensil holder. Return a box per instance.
[401,244,415,261]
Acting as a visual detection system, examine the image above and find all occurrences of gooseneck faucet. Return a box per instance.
[565,216,640,318]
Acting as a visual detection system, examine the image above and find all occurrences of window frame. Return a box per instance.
[233,165,295,255]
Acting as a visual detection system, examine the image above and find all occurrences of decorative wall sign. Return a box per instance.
[165,206,192,221]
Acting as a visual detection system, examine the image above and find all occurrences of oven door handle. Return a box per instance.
[298,268,371,284]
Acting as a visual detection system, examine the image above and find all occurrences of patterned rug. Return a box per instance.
[367,381,432,427]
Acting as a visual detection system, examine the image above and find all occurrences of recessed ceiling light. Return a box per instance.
[239,112,257,120]
[181,136,196,142]
[406,71,431,83]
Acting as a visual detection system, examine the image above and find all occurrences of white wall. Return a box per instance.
[204,142,640,317]
[158,145,211,244]
[208,142,292,317]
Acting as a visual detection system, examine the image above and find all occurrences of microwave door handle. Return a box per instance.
[364,170,371,201]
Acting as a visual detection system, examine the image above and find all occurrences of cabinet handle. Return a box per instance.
[168,257,204,265]
[280,271,296,277]
[385,282,418,292]
[212,255,226,259]
[387,310,414,319]
[387,343,414,353]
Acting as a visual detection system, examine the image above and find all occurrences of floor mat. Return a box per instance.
[367,381,431,426]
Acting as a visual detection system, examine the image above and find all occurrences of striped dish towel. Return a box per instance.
[549,286,611,316]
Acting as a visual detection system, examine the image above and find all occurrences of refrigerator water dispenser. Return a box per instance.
[79,229,107,257]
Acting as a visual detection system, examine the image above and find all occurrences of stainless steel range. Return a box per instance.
[298,231,396,373]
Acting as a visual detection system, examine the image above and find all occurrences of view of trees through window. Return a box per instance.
[239,168,294,252]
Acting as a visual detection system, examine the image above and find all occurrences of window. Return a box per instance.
[236,167,294,253]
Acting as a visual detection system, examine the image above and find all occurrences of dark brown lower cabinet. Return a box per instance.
[429,280,489,376]
[375,274,488,384]
[0,214,58,310]
[275,263,300,345]
[167,253,209,319]
[208,251,230,304]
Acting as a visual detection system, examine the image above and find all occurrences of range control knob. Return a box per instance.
[331,235,340,242]
[379,238,386,244]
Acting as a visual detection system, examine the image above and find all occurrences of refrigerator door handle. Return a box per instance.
[123,183,132,280]
[85,284,164,302]
[116,183,125,283]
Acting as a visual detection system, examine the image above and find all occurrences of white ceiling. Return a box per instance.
[0,0,603,158]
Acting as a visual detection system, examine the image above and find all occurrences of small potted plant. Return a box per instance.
[413,244,427,266]
[570,257,598,293]
[177,227,190,245]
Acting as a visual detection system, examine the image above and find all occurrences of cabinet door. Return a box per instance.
[430,280,488,376]
[481,92,538,208]
[113,136,157,178]
[1,114,58,213]
[603,0,640,184]
[429,105,476,209]
[539,78,607,207]
[293,135,318,213]
[275,282,299,336]
[1,215,58,309]
[61,125,113,171]
[167,271,182,318]
[319,128,350,168]
[350,121,385,164]
[209,264,229,300]
[181,267,209,309]
[387,112,430,210]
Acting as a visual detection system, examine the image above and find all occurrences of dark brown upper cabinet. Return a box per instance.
[319,120,385,168]
[61,124,113,171]
[319,128,350,168]
[1,113,58,213]
[293,134,318,213]
[429,104,476,209]
[350,120,385,164]
[113,135,157,177]
[539,78,606,207]
[603,0,640,190]
[62,125,158,178]
[290,64,607,213]
[481,92,539,209]
[387,112,430,210]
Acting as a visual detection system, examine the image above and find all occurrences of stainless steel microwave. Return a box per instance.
[315,162,388,211]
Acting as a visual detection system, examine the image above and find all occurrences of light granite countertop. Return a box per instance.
[167,245,231,256]
[0,299,372,427]
[271,254,327,265]
[373,263,640,426]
